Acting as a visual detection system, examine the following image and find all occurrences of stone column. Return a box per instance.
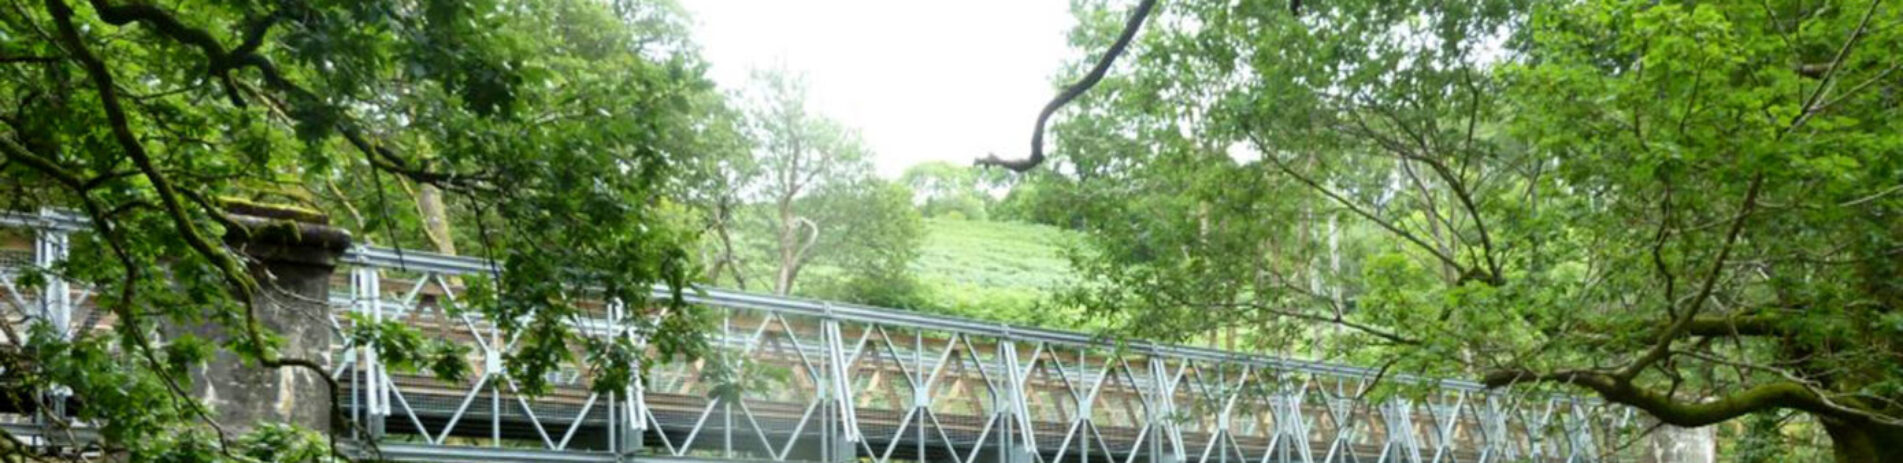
[183,203,350,434]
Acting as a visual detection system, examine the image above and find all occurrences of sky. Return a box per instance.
[676,1,1077,178]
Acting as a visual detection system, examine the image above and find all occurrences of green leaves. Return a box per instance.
[700,350,791,404]
[1041,0,1903,450]
[0,0,744,455]
[344,312,470,383]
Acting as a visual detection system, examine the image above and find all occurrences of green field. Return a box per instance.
[913,218,1077,290]
[908,218,1088,326]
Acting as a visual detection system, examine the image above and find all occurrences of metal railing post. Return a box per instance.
[31,221,70,339]
[1565,399,1596,463]
[351,265,386,439]
[1427,392,1464,463]
[1149,356,1183,463]
[1380,398,1422,463]
[822,314,858,463]
[998,338,1033,463]
[1528,399,1556,461]
[30,221,72,431]
[609,299,647,457]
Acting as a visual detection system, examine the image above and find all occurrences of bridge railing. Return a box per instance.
[338,246,1656,463]
[0,212,1652,463]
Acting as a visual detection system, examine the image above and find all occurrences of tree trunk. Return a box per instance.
[1824,419,1903,463]
[774,197,797,296]
[417,183,456,255]
[703,199,748,290]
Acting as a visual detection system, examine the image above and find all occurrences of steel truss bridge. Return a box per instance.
[0,212,1654,463]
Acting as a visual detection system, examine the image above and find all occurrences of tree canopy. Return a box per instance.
[3,0,734,457]
[1017,0,1903,460]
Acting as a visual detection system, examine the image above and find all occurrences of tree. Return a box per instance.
[673,91,758,290]
[736,68,924,298]
[1,0,730,458]
[796,178,927,308]
[1009,0,1903,460]
[900,161,991,220]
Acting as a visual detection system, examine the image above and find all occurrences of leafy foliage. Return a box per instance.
[691,67,928,305]
[900,161,1000,220]
[2,0,735,458]
[1033,0,1903,459]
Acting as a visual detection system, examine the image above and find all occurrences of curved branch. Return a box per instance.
[976,0,1158,172]
[1483,368,1896,429]
[790,216,821,271]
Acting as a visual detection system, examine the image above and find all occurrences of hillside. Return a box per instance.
[908,218,1086,326]
[914,218,1076,290]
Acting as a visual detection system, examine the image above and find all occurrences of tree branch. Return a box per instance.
[1251,133,1470,275]
[1484,369,1823,426]
[86,0,494,193]
[1682,313,1782,337]
[976,0,1157,172]
[1623,172,1763,379]
[1783,0,1883,135]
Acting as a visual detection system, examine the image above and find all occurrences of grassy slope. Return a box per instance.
[910,218,1086,326]
[914,218,1075,289]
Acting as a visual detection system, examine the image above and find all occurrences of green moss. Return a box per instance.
[217,196,329,225]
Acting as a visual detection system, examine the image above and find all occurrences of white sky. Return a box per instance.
[677,1,1077,178]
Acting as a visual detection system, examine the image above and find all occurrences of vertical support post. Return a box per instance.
[353,266,386,439]
[1380,398,1422,463]
[30,222,71,427]
[915,330,926,463]
[1149,357,1182,463]
[1077,350,1090,463]
[611,298,646,457]
[1564,399,1596,463]
[820,391,833,463]
[723,311,734,460]
[1527,399,1556,461]
[998,339,1033,463]
[1476,393,1513,463]
[31,223,70,339]
[1215,366,1233,463]
[1321,380,1359,463]
[1427,392,1464,463]
[819,315,833,463]
[1276,371,1313,463]
[822,314,857,463]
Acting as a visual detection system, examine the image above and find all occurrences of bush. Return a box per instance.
[921,194,988,221]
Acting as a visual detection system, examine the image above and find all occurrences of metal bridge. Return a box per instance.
[1,212,1649,463]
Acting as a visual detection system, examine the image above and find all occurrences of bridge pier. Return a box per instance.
[179,205,349,435]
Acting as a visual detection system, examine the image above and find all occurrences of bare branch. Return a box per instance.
[977,0,1158,172]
